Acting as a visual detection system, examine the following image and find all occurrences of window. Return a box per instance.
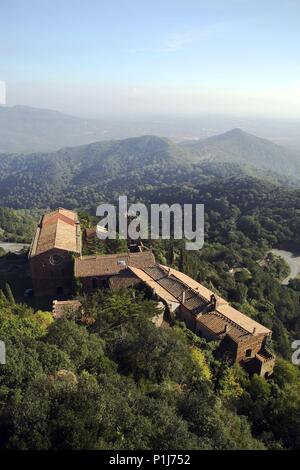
[49,254,64,266]
[245,348,252,358]
[100,279,110,289]
[92,278,98,289]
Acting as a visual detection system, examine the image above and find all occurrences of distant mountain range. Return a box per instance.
[0,135,189,208]
[1,105,300,154]
[0,129,299,209]
[0,105,112,153]
[179,128,300,177]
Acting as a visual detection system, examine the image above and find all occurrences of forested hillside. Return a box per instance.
[0,132,298,209]
[0,289,299,450]
[138,176,300,360]
[140,176,300,248]
[0,207,38,242]
[0,105,112,153]
[0,132,300,450]
[180,128,300,176]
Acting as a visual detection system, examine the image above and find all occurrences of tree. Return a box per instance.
[218,365,244,401]
[0,289,7,303]
[4,283,15,304]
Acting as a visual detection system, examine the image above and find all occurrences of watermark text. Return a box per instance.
[96,196,204,250]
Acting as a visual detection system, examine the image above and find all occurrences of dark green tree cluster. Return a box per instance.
[0,207,38,243]
[0,289,279,450]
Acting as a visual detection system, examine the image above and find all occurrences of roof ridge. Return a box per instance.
[158,265,210,305]
[159,264,271,335]
[29,209,80,257]
[79,252,154,261]
[210,310,250,335]
[80,253,129,260]
[142,265,205,307]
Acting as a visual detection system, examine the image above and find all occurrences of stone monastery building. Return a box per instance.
[29,208,275,377]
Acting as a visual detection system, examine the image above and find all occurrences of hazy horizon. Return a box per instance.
[2,102,300,152]
[1,0,300,119]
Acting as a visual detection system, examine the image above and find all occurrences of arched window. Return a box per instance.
[245,348,252,358]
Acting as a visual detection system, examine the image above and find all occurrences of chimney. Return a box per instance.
[253,327,256,335]
[168,267,171,277]
[224,324,229,334]
[210,294,217,311]
[182,291,186,304]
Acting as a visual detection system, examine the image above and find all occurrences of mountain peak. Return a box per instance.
[179,127,300,177]
[227,127,246,135]
[222,128,253,139]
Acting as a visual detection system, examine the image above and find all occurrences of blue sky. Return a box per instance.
[1,0,300,116]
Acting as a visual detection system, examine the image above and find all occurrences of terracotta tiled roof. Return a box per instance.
[159,265,271,336]
[44,208,77,223]
[129,264,271,337]
[29,208,81,257]
[196,312,251,341]
[158,266,214,302]
[143,265,208,314]
[128,266,179,305]
[75,251,156,277]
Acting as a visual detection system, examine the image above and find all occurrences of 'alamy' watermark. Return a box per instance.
[291,340,300,365]
[0,340,5,365]
[96,196,204,250]
[0,80,6,105]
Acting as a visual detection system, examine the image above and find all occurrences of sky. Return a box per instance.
[1,0,300,117]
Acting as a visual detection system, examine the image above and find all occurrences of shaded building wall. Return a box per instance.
[30,248,74,297]
[79,275,110,292]
[245,356,275,377]
[79,269,140,293]
[261,360,275,377]
[235,333,267,362]
[217,332,268,363]
[176,306,270,368]
[195,318,222,341]
[109,270,141,290]
[217,335,238,362]
[176,305,197,331]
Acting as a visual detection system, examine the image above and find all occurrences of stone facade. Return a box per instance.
[30,247,75,297]
[29,208,81,297]
[30,209,275,377]
[128,264,275,377]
